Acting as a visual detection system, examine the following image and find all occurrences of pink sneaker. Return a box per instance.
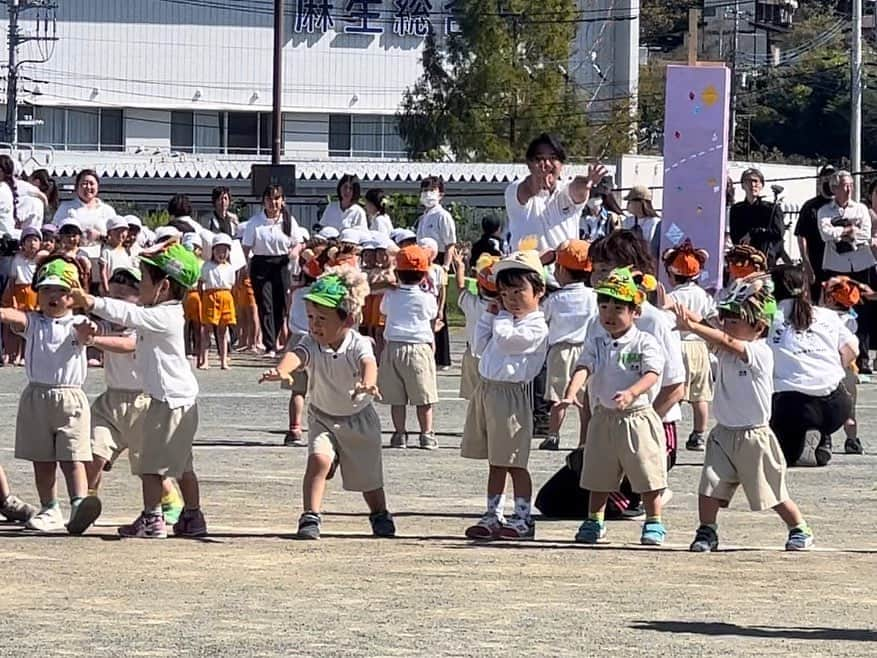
[173,508,208,537]
[118,512,167,539]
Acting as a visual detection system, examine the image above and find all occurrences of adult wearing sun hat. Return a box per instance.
[622,185,662,262]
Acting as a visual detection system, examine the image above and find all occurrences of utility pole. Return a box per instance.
[271,0,283,165]
[852,0,863,193]
[728,0,740,159]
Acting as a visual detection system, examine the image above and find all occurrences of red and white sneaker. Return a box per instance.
[464,513,504,540]
[118,512,167,539]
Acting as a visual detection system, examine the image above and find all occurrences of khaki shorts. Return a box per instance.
[281,333,309,395]
[459,349,481,400]
[699,424,790,511]
[461,380,532,469]
[134,399,198,479]
[378,341,438,406]
[843,367,857,420]
[581,405,667,493]
[682,339,713,402]
[545,341,584,402]
[309,405,383,492]
[15,384,92,463]
[91,389,151,464]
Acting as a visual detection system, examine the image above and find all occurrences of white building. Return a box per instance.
[701,0,799,65]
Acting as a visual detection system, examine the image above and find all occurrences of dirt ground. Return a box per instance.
[0,333,875,657]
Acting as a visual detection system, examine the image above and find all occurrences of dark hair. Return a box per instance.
[58,223,82,237]
[30,169,59,209]
[671,273,693,285]
[496,269,546,296]
[637,199,659,218]
[525,133,567,163]
[109,269,140,289]
[337,174,361,201]
[481,214,502,235]
[167,219,195,234]
[364,188,388,213]
[602,192,625,216]
[589,229,656,275]
[167,194,193,218]
[211,186,231,204]
[597,292,637,310]
[141,261,188,301]
[725,177,736,206]
[75,169,100,188]
[397,270,426,285]
[420,176,445,193]
[261,184,293,236]
[0,155,19,227]
[771,264,812,331]
[558,263,590,283]
[741,168,764,185]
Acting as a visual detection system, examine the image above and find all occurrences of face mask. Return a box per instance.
[586,198,603,212]
[420,190,440,208]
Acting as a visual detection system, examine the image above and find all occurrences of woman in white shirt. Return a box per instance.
[319,174,368,231]
[364,188,394,235]
[242,185,299,356]
[768,265,856,467]
[0,156,20,235]
[52,170,116,239]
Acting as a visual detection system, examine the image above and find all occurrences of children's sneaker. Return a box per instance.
[575,518,606,544]
[686,431,705,451]
[689,525,719,552]
[464,512,504,540]
[369,510,396,538]
[499,514,535,540]
[785,526,814,551]
[389,432,407,449]
[419,432,438,450]
[297,511,321,540]
[845,437,864,455]
[162,498,184,526]
[284,429,307,448]
[641,520,667,546]
[118,512,167,539]
[66,495,102,535]
[24,505,65,532]
[538,434,560,451]
[0,494,37,523]
[172,508,208,538]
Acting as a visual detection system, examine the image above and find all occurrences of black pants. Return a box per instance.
[531,360,552,428]
[770,385,851,464]
[250,255,288,353]
[829,268,872,364]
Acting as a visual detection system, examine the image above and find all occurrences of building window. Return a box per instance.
[100,109,124,151]
[330,114,406,158]
[329,114,352,157]
[194,112,224,154]
[19,106,124,151]
[171,111,194,152]
[227,112,258,155]
[171,111,276,155]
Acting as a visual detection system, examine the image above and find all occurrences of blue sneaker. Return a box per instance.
[641,520,667,546]
[575,518,606,544]
[785,526,813,551]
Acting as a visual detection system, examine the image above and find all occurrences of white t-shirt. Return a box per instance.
[288,285,310,336]
[98,322,140,392]
[713,340,774,428]
[476,309,549,383]
[11,253,37,285]
[622,214,661,246]
[293,330,376,417]
[16,194,44,230]
[577,325,664,410]
[504,180,585,251]
[543,282,598,346]
[380,284,438,344]
[416,205,457,253]
[319,202,368,231]
[100,246,133,280]
[53,198,116,236]
[24,312,88,387]
[769,301,857,396]
[0,183,15,234]
[457,288,489,356]
[200,261,236,290]
[370,213,394,235]
[668,281,717,341]
[242,211,297,257]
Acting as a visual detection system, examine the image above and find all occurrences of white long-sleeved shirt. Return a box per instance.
[91,298,198,408]
[381,284,438,344]
[476,309,548,383]
[457,288,489,356]
[817,199,875,273]
[543,282,597,346]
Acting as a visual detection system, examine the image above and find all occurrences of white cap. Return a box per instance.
[318,226,340,240]
[391,228,416,245]
[371,232,393,250]
[212,232,233,248]
[155,225,182,242]
[418,237,438,255]
[360,238,379,250]
[106,216,129,232]
[340,228,364,245]
[181,232,200,251]
[59,217,82,232]
[124,215,143,229]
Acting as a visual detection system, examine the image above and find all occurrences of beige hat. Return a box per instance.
[624,185,652,202]
[492,249,545,280]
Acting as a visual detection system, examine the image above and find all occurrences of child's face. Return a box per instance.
[498,277,542,317]
[213,245,230,263]
[361,249,377,269]
[139,263,171,306]
[108,282,139,303]
[107,227,128,247]
[22,236,40,257]
[721,315,763,341]
[59,232,80,250]
[305,300,351,348]
[598,297,637,337]
[374,249,390,268]
[42,237,55,252]
[124,229,139,248]
[37,285,73,318]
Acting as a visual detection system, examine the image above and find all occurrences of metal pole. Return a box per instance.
[852,0,863,194]
[728,0,739,159]
[5,0,19,146]
[271,0,283,165]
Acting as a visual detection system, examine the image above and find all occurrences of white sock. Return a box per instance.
[486,494,505,518]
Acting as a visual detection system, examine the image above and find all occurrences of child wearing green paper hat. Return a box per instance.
[73,238,206,539]
[556,267,669,547]
[259,265,396,540]
[0,255,102,535]
[671,272,815,552]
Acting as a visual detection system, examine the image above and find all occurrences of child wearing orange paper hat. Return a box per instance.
[822,275,866,455]
[663,240,717,452]
[725,244,768,282]
[541,239,598,451]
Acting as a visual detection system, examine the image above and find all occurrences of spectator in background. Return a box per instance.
[469,214,507,271]
[728,168,785,266]
[29,169,59,215]
[581,188,623,241]
[319,174,368,231]
[622,185,662,263]
[795,164,836,303]
[364,188,394,236]
[52,169,116,238]
[206,186,239,236]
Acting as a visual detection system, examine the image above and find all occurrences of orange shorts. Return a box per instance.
[184,290,202,323]
[201,289,237,326]
[234,275,257,308]
[6,284,37,311]
[361,294,385,328]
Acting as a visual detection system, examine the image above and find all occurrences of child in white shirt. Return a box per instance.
[662,240,717,451]
[558,267,668,546]
[260,266,395,540]
[74,239,206,539]
[453,252,499,400]
[378,245,439,449]
[461,248,548,540]
[542,239,597,450]
[99,217,132,295]
[0,257,101,535]
[671,273,814,552]
[199,233,238,370]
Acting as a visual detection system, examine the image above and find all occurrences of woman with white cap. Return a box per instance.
[52,169,116,237]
